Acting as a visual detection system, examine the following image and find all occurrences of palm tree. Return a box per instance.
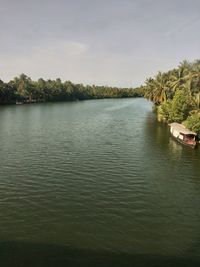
[183,62,200,108]
[145,72,169,105]
[153,72,169,104]
[168,66,188,92]
[144,77,156,102]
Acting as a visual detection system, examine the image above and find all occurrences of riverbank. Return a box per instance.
[0,74,144,105]
[142,59,200,137]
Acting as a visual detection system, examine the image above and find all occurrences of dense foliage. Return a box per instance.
[184,112,200,133]
[143,60,200,133]
[0,74,143,105]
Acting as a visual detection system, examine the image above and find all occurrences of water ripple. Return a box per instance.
[0,99,200,259]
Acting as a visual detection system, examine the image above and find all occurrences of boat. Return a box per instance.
[16,101,24,105]
[169,122,197,148]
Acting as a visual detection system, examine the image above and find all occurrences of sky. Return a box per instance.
[0,0,200,87]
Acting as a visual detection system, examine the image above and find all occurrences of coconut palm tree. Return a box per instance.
[144,77,156,102]
[144,72,169,105]
[168,66,188,92]
[184,62,200,108]
[153,72,169,104]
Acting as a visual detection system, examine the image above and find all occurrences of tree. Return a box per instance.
[157,100,172,121]
[168,66,188,92]
[168,89,195,123]
[184,112,200,134]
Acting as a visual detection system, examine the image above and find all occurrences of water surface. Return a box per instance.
[0,98,200,266]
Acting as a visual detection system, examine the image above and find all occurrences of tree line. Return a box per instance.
[142,59,200,134]
[0,74,143,105]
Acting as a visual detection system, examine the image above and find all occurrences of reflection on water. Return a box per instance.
[168,138,183,158]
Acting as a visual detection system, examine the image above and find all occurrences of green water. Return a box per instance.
[0,98,200,266]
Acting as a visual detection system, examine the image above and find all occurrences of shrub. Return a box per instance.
[168,89,195,123]
[184,112,200,134]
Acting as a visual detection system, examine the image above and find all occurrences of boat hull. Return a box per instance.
[171,134,197,149]
[169,123,197,149]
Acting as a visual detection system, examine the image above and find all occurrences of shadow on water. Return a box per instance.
[0,241,200,267]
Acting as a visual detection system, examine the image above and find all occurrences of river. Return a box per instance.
[0,98,200,266]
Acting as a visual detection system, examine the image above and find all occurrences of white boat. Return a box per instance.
[170,122,197,148]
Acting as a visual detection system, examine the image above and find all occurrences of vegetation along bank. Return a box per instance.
[1,60,199,137]
[0,74,143,105]
[142,60,200,136]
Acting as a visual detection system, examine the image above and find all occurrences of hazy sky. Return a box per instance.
[0,0,200,87]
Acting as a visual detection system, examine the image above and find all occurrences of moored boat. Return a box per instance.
[170,122,197,148]
[16,101,24,105]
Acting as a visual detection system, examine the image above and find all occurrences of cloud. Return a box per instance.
[33,41,88,58]
[0,40,89,82]
[0,0,200,87]
[0,39,137,87]
[0,42,187,87]
[165,16,200,37]
[0,34,199,88]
